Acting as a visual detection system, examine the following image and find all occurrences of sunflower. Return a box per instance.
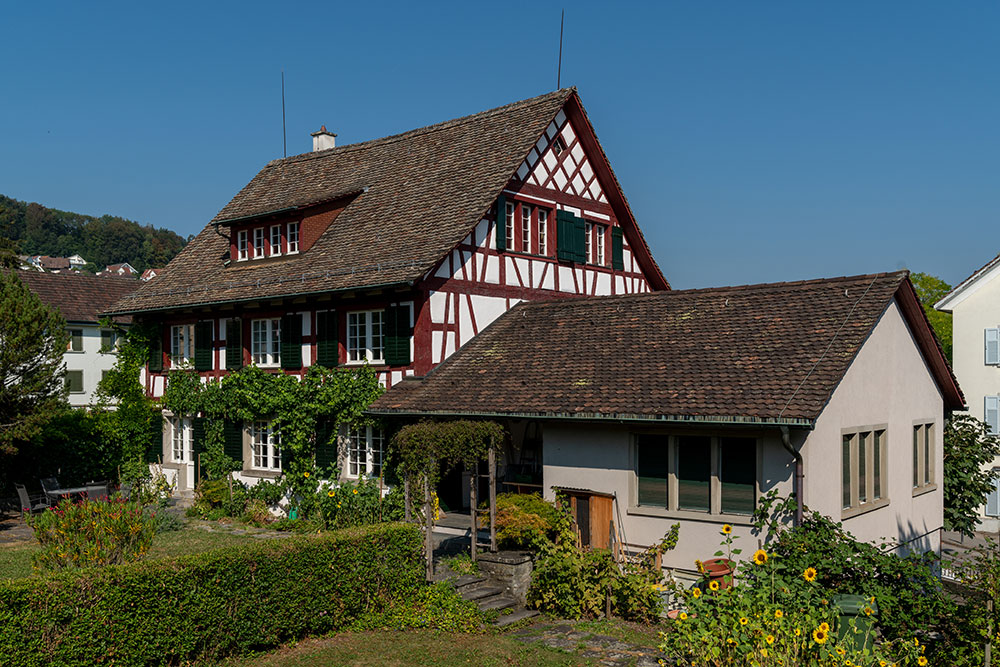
[864,606,873,616]
[695,559,705,573]
[678,612,688,621]
[774,609,784,619]
[726,638,736,646]
[353,488,358,495]
[813,628,828,644]
[765,635,774,645]
[794,628,801,636]
[752,549,768,565]
[819,622,830,633]
[879,661,887,667]
[836,647,846,657]
[722,524,733,535]
[803,567,818,582]
[303,472,310,478]
[691,587,702,599]
[327,490,335,497]
[709,580,720,591]
[740,617,749,626]
[760,648,768,658]
[917,658,927,667]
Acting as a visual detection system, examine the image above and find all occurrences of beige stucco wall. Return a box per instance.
[940,268,1000,530]
[804,299,943,554]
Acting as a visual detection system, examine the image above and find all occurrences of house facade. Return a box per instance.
[18,271,138,407]
[371,272,963,572]
[935,252,1000,530]
[104,89,668,494]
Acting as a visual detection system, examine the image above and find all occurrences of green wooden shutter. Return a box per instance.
[223,421,244,462]
[611,227,624,270]
[280,314,303,370]
[495,195,507,252]
[192,417,207,458]
[147,327,163,373]
[194,321,213,371]
[225,319,243,370]
[316,310,339,367]
[315,420,337,469]
[556,210,574,261]
[384,304,412,366]
[573,219,587,263]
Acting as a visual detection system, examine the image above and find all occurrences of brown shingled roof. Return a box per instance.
[370,271,963,423]
[17,270,139,323]
[110,88,650,314]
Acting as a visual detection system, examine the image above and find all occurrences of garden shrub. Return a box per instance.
[487,492,559,551]
[27,495,157,571]
[0,522,430,666]
[318,475,403,530]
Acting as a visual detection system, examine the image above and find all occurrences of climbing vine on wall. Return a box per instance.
[392,419,504,486]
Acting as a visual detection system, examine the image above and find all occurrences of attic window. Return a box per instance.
[553,136,567,155]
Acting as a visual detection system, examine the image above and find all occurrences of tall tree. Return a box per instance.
[0,271,68,455]
[910,271,953,363]
[944,415,1000,537]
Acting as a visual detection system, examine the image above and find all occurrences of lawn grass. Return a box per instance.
[0,523,265,580]
[235,631,593,667]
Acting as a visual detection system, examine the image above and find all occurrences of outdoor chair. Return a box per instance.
[15,483,49,518]
[119,482,133,501]
[39,477,60,504]
[85,481,109,501]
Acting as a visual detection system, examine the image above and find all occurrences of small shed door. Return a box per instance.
[560,489,614,550]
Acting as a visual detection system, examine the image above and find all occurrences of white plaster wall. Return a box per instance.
[804,299,944,554]
[64,324,123,407]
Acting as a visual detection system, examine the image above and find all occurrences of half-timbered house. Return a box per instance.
[104,88,668,494]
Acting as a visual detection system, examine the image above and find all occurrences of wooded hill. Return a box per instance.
[0,194,187,273]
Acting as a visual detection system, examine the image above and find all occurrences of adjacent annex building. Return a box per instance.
[104,88,667,494]
[371,271,963,570]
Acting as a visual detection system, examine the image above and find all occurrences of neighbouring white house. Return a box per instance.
[371,271,964,574]
[99,262,138,277]
[18,271,140,407]
[935,252,1000,530]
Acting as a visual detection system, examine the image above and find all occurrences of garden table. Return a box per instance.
[48,486,88,498]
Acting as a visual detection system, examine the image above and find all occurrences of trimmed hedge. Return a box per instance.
[0,522,423,666]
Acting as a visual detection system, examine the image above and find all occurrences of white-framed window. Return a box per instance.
[253,228,266,259]
[842,428,886,512]
[348,426,385,478]
[252,420,281,471]
[170,416,193,463]
[170,324,195,367]
[987,396,1000,435]
[269,225,282,256]
[537,209,548,255]
[287,222,300,254]
[347,311,384,363]
[65,370,84,394]
[913,422,934,491]
[504,202,515,250]
[67,329,83,352]
[595,224,606,265]
[521,205,531,252]
[585,221,593,263]
[237,230,248,261]
[988,328,1000,365]
[634,434,757,516]
[100,329,118,353]
[251,319,281,367]
[987,470,1000,517]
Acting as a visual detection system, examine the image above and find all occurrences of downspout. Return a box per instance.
[779,425,804,527]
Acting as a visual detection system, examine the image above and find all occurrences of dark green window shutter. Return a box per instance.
[147,327,163,373]
[611,227,624,270]
[573,219,587,263]
[383,304,412,366]
[194,321,213,371]
[225,319,243,371]
[144,432,161,464]
[316,311,339,367]
[192,417,207,458]
[495,195,507,252]
[556,210,574,261]
[280,314,302,370]
[223,421,244,462]
[315,420,336,469]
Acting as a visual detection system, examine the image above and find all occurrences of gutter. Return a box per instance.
[779,425,805,527]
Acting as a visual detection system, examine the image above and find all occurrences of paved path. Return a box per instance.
[0,513,33,545]
[512,621,664,667]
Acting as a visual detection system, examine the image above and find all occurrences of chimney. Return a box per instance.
[311,125,337,152]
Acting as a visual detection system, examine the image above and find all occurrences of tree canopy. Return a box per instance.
[0,271,68,455]
[910,271,952,363]
[944,414,1000,537]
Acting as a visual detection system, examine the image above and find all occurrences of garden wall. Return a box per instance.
[0,522,423,666]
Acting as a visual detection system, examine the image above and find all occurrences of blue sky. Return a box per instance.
[2,1,997,289]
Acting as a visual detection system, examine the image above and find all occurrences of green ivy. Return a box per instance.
[392,419,504,487]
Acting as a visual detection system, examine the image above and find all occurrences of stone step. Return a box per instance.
[453,574,487,591]
[494,608,539,627]
[478,595,517,612]
[463,585,504,601]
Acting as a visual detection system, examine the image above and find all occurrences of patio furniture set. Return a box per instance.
[15,477,132,518]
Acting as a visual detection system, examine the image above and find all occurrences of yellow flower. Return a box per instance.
[819,622,830,633]
[752,549,768,565]
[303,472,310,478]
[709,580,720,591]
[721,524,733,534]
[691,587,702,598]
[879,661,887,667]
[803,567,818,582]
[694,559,705,573]
[836,647,846,657]
[864,606,873,616]
[765,635,774,645]
[813,628,828,644]
[337,503,341,508]
[760,648,768,658]
[678,612,688,621]
[353,488,358,495]
[914,638,920,646]
[917,658,927,667]
[727,638,736,645]
[327,490,335,497]
[774,609,784,619]
[870,596,876,603]
[740,617,749,626]
[794,628,801,636]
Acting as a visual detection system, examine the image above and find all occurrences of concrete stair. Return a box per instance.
[449,571,538,626]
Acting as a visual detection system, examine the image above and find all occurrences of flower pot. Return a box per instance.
[700,557,734,589]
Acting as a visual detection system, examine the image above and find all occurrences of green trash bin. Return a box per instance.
[832,594,878,651]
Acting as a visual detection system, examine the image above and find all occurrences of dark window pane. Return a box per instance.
[720,437,756,515]
[873,431,882,500]
[843,435,852,509]
[859,432,868,504]
[677,435,711,511]
[65,370,83,393]
[913,426,919,488]
[924,426,931,485]
[636,435,668,508]
[69,329,83,352]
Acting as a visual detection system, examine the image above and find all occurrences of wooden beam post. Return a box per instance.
[470,464,477,563]
[488,447,497,552]
[424,476,434,580]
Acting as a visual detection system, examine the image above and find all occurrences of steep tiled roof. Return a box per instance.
[18,271,139,323]
[371,272,963,423]
[108,89,586,314]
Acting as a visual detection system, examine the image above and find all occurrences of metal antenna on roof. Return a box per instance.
[557,9,565,89]
[281,70,287,158]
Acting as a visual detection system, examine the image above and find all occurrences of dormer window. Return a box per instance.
[270,225,282,256]
[237,230,248,261]
[287,222,300,254]
[253,228,266,259]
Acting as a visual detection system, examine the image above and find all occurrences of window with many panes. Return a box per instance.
[67,329,83,352]
[521,205,531,252]
[347,311,384,363]
[537,209,548,255]
[594,224,606,265]
[913,422,934,492]
[634,434,757,516]
[584,222,593,264]
[170,416,193,463]
[986,396,1000,435]
[842,428,886,514]
[252,420,281,471]
[504,202,515,251]
[348,426,385,478]
[253,228,266,259]
[287,222,300,253]
[270,225,282,256]
[237,230,248,261]
[170,324,195,367]
[251,319,280,367]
